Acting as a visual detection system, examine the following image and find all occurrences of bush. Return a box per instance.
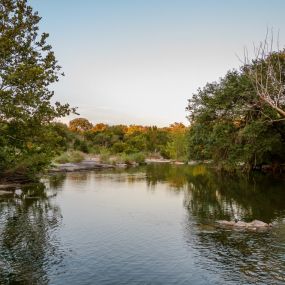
[2,152,53,182]
[54,151,85,164]
[113,152,146,165]
[128,152,146,164]
[111,141,127,153]
[73,138,89,153]
[99,148,112,163]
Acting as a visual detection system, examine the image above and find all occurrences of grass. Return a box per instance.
[54,150,85,164]
[98,149,146,165]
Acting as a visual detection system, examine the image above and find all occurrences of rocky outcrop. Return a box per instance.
[216,219,272,230]
[49,160,115,172]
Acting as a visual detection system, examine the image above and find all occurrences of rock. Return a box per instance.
[145,158,171,164]
[116,163,128,168]
[248,220,270,228]
[216,219,271,229]
[235,221,249,227]
[216,220,236,226]
[50,160,115,172]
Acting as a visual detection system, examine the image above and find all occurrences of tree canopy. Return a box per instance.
[186,50,285,172]
[0,0,74,180]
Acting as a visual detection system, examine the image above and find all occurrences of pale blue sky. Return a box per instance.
[29,0,285,126]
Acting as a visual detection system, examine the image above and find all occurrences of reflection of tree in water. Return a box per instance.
[67,172,91,184]
[47,173,66,189]
[145,164,285,222]
[145,164,189,189]
[184,217,285,284]
[0,183,63,284]
[180,166,285,284]
[145,164,285,283]
[184,168,285,223]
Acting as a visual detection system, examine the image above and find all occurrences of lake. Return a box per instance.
[0,164,285,284]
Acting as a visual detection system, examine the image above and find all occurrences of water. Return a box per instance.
[0,164,285,284]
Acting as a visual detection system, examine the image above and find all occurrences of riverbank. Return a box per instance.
[49,157,189,173]
[50,160,115,172]
[0,157,187,186]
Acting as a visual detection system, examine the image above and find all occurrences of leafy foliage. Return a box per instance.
[0,0,74,180]
[186,53,285,171]
[69,118,93,132]
[52,118,189,163]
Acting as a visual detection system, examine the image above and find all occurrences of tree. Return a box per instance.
[69,118,93,132]
[92,123,108,133]
[186,67,285,171]
[0,0,74,180]
[166,123,188,161]
[0,183,62,282]
[145,126,170,154]
[243,33,285,119]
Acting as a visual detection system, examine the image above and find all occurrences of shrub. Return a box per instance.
[129,152,146,164]
[54,151,85,164]
[99,148,111,163]
[114,152,146,165]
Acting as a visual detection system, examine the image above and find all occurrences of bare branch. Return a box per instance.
[242,29,285,118]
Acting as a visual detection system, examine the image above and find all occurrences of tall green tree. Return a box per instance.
[0,0,74,179]
[186,57,285,172]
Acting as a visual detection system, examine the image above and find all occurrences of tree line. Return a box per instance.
[53,119,188,164]
[186,47,285,172]
[1,0,285,181]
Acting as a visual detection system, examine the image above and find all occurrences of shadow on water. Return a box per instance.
[0,183,63,285]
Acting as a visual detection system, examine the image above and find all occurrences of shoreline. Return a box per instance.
[49,160,116,173]
[0,159,188,189]
[50,158,189,173]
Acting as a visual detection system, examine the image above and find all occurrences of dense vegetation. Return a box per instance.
[1,0,285,181]
[0,0,189,181]
[0,0,74,180]
[52,120,189,165]
[187,50,285,172]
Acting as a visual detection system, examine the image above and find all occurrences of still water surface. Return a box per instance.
[0,164,285,284]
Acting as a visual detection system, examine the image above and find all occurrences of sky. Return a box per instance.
[29,0,285,126]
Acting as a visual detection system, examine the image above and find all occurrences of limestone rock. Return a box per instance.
[216,219,271,229]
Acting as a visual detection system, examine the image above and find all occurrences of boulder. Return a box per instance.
[247,220,270,228]
[216,220,236,226]
[216,219,271,229]
[235,221,249,227]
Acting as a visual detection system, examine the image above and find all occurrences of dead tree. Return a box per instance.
[243,31,285,119]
